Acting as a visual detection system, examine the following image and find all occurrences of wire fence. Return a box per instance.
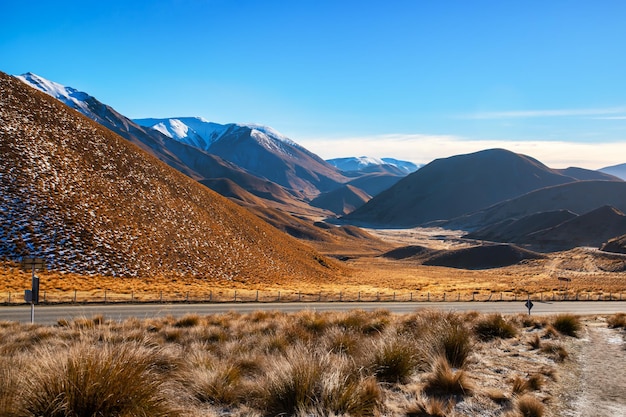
[0,289,624,305]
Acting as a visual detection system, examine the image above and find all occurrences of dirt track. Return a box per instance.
[559,318,626,417]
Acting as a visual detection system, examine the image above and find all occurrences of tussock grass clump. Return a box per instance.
[422,357,474,397]
[540,342,569,362]
[484,387,510,405]
[21,341,180,417]
[528,333,542,350]
[516,394,545,417]
[256,345,382,416]
[322,327,362,355]
[511,374,544,395]
[190,362,244,406]
[550,314,581,337]
[174,313,201,328]
[607,312,626,329]
[404,395,449,417]
[474,314,517,341]
[430,313,474,369]
[336,309,390,334]
[368,336,422,383]
[296,310,332,335]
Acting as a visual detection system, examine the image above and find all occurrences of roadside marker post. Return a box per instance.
[21,257,46,324]
[525,294,534,315]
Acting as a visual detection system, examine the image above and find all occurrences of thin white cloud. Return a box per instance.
[592,116,626,120]
[463,106,626,120]
[298,134,626,170]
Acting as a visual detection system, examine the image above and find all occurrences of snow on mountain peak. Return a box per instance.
[327,156,421,174]
[151,119,190,140]
[16,73,90,113]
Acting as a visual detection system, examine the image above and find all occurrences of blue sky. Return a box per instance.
[3,0,626,168]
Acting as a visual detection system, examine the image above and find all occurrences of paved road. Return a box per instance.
[1,301,625,325]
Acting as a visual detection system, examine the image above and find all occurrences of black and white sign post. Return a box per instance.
[525,294,534,315]
[21,257,45,324]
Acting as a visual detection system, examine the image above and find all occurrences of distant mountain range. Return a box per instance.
[327,156,421,175]
[12,71,626,256]
[16,73,415,220]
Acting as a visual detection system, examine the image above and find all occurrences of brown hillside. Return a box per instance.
[0,72,340,282]
[422,244,545,269]
[522,206,626,251]
[447,180,626,231]
[601,234,626,254]
[465,210,578,243]
[381,245,439,261]
[310,184,371,215]
[344,148,577,227]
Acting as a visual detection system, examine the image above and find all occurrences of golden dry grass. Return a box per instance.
[2,242,626,303]
[0,309,579,417]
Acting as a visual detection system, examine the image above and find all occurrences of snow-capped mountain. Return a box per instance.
[135,117,305,158]
[134,117,228,151]
[327,156,421,175]
[135,117,347,196]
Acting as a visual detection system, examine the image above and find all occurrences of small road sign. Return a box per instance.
[525,298,534,315]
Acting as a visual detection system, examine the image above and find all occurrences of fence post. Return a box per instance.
[427,292,430,302]
[186,291,189,302]
[409,292,412,301]
[234,291,237,302]
[8,292,10,304]
[377,292,380,301]
[443,293,446,302]
[104,290,107,303]
[458,292,461,302]
[255,290,259,302]
[131,291,134,302]
[500,292,503,301]
[339,291,342,301]
[278,291,281,302]
[358,292,361,301]
[318,291,321,302]
[298,291,301,302]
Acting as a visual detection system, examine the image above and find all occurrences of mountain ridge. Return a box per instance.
[343,148,591,227]
[1,71,339,281]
